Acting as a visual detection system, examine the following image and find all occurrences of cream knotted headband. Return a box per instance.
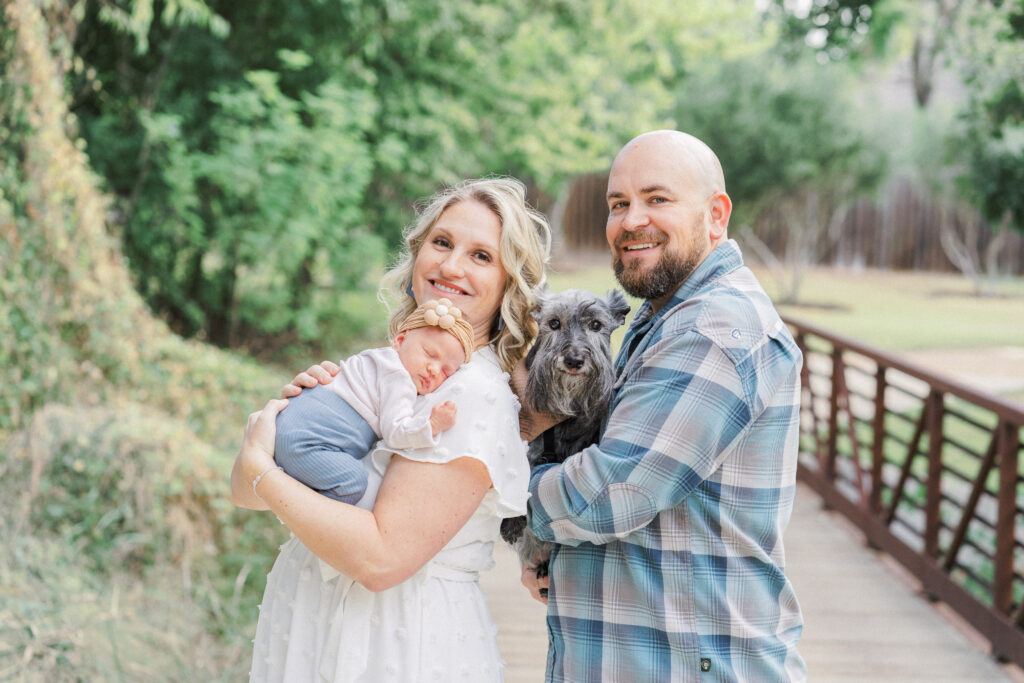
[396,298,475,363]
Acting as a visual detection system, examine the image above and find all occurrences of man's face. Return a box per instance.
[605,141,713,308]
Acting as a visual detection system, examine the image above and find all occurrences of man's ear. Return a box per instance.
[708,191,732,241]
[392,331,407,351]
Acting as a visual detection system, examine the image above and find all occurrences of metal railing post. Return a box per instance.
[993,420,1020,616]
[870,366,887,515]
[826,348,841,483]
[924,390,945,561]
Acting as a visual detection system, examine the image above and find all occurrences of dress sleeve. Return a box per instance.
[369,352,530,517]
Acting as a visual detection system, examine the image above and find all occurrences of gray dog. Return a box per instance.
[500,287,630,584]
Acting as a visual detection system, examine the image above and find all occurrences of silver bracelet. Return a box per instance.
[252,465,283,498]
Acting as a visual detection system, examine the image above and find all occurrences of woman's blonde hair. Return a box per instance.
[381,177,551,373]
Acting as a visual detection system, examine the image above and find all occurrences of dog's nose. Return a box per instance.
[564,353,585,371]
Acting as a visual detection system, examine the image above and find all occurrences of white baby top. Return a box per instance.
[323,346,439,450]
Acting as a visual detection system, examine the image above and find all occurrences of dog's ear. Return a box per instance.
[605,289,631,327]
[530,284,550,321]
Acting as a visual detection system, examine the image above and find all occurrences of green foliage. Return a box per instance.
[7,404,224,574]
[950,0,1024,236]
[763,0,883,60]
[1,3,287,677]
[126,68,384,346]
[672,52,886,302]
[70,0,769,354]
[675,54,885,227]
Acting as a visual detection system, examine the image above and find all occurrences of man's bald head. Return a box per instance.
[612,130,727,201]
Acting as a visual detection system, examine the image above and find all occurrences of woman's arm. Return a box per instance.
[232,359,342,509]
[232,399,492,592]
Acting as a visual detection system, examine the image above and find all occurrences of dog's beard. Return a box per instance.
[613,223,708,301]
[526,355,614,419]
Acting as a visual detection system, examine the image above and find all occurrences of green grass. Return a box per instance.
[762,267,1024,351]
[547,261,1024,352]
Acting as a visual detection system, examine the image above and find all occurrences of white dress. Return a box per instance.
[249,347,529,683]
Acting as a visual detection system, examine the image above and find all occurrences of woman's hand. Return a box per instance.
[510,357,564,442]
[281,360,340,398]
[230,398,290,509]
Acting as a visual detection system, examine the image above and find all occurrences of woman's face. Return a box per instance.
[412,199,506,345]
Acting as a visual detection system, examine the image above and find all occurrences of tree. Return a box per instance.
[69,0,770,352]
[939,0,1024,294]
[764,0,965,108]
[674,54,886,303]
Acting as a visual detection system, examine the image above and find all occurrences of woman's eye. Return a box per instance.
[611,201,627,210]
[589,320,603,331]
[548,319,561,330]
[474,251,492,263]
[433,237,451,248]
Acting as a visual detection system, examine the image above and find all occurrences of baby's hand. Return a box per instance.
[429,400,457,435]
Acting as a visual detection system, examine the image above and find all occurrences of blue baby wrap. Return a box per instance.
[274,384,377,504]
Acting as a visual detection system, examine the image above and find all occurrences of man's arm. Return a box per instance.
[527,331,752,546]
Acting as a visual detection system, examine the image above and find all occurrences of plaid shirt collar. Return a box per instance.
[618,239,743,374]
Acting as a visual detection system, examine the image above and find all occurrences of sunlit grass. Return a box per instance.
[546,261,1024,353]
[764,267,1024,351]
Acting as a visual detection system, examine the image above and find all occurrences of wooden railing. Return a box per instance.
[786,317,1024,667]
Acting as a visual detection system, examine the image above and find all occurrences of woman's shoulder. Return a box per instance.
[461,346,506,379]
[438,346,516,402]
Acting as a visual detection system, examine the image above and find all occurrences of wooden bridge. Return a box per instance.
[482,318,1024,681]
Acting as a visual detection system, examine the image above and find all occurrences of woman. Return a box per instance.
[230,177,551,682]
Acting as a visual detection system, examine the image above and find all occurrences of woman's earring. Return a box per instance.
[406,282,415,300]
[496,314,504,332]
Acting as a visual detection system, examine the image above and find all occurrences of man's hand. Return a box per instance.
[520,562,550,605]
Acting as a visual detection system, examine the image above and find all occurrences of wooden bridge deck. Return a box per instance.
[481,482,1024,682]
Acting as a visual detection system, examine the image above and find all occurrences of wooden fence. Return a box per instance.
[559,173,1024,274]
[787,316,1024,667]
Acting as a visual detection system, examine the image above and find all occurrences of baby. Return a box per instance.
[274,299,474,504]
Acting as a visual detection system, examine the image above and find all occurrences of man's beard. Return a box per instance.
[613,227,708,301]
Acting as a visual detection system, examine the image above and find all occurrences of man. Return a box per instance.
[520,130,806,681]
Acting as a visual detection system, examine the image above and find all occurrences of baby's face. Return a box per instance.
[392,327,464,395]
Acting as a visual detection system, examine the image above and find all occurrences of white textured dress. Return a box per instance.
[249,347,529,683]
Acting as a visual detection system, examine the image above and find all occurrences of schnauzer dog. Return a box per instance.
[501,287,630,586]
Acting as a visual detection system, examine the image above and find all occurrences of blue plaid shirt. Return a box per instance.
[528,241,806,682]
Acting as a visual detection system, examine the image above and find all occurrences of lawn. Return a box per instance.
[546,261,1024,353]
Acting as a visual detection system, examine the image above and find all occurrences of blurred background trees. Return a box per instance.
[2,0,1022,677]
[68,0,758,354]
